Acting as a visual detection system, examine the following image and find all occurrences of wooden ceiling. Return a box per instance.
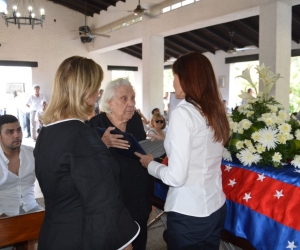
[48,0,300,61]
[48,0,125,16]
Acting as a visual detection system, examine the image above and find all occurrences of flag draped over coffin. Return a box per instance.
[222,160,300,250]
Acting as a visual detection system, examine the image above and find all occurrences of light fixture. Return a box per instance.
[1,0,45,29]
[227,31,236,54]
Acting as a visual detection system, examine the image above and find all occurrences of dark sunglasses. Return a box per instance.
[155,120,165,124]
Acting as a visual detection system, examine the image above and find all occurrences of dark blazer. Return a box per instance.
[34,120,138,250]
[88,112,152,221]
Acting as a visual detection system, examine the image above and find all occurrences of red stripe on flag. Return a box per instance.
[222,164,300,231]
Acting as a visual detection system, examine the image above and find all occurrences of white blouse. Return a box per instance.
[148,99,226,217]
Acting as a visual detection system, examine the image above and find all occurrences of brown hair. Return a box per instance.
[150,114,166,130]
[42,56,103,124]
[172,52,229,145]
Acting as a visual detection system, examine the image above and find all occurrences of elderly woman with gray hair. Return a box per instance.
[88,78,151,250]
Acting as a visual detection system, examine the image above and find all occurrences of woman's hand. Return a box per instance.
[102,127,129,149]
[134,152,154,168]
[147,134,164,141]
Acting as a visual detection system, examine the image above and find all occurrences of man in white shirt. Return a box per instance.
[26,85,47,141]
[0,115,43,218]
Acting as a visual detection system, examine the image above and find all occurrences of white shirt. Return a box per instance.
[26,94,47,111]
[148,99,226,217]
[0,145,40,216]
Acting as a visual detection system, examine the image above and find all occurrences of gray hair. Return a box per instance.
[100,78,134,113]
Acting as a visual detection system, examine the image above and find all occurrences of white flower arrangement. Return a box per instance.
[224,64,300,168]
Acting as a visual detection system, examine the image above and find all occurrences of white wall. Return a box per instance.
[2,0,300,112]
[0,0,142,106]
[90,50,143,108]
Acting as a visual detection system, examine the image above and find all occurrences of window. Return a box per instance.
[182,0,194,6]
[171,2,181,10]
[162,6,171,13]
[111,70,135,85]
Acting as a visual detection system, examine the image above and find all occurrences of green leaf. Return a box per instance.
[228,133,245,153]
[288,140,300,154]
[243,121,265,138]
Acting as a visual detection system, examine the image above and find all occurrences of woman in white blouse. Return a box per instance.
[136,52,230,250]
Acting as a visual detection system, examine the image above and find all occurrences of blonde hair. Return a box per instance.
[42,56,103,125]
[150,114,166,129]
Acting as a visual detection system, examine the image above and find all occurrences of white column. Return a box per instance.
[142,34,164,117]
[259,0,291,111]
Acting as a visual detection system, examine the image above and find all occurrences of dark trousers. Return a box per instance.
[132,218,148,250]
[25,112,31,137]
[166,203,226,250]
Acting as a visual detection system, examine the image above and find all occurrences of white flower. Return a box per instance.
[274,116,284,125]
[267,105,278,113]
[282,132,293,140]
[237,148,262,166]
[238,128,244,134]
[222,148,232,161]
[248,146,256,153]
[264,117,275,126]
[257,92,263,98]
[244,140,252,147]
[291,155,300,168]
[231,122,239,133]
[272,152,282,163]
[229,64,300,168]
[236,141,244,150]
[257,127,278,150]
[246,111,254,117]
[251,132,260,142]
[278,110,289,121]
[277,133,287,144]
[255,144,265,153]
[278,123,291,133]
[240,119,252,130]
[295,129,300,140]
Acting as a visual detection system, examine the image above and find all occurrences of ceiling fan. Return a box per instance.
[78,0,110,44]
[128,0,156,18]
[227,31,256,54]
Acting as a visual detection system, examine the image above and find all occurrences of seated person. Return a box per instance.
[0,115,43,218]
[147,114,166,140]
[223,100,231,113]
[151,108,161,115]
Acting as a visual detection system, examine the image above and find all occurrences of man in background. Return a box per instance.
[163,92,169,118]
[15,92,31,138]
[242,88,254,104]
[26,85,47,141]
[0,115,43,218]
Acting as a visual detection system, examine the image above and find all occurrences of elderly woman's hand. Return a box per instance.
[102,127,130,149]
[134,152,154,168]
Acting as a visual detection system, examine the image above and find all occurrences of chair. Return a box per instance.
[148,177,168,228]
